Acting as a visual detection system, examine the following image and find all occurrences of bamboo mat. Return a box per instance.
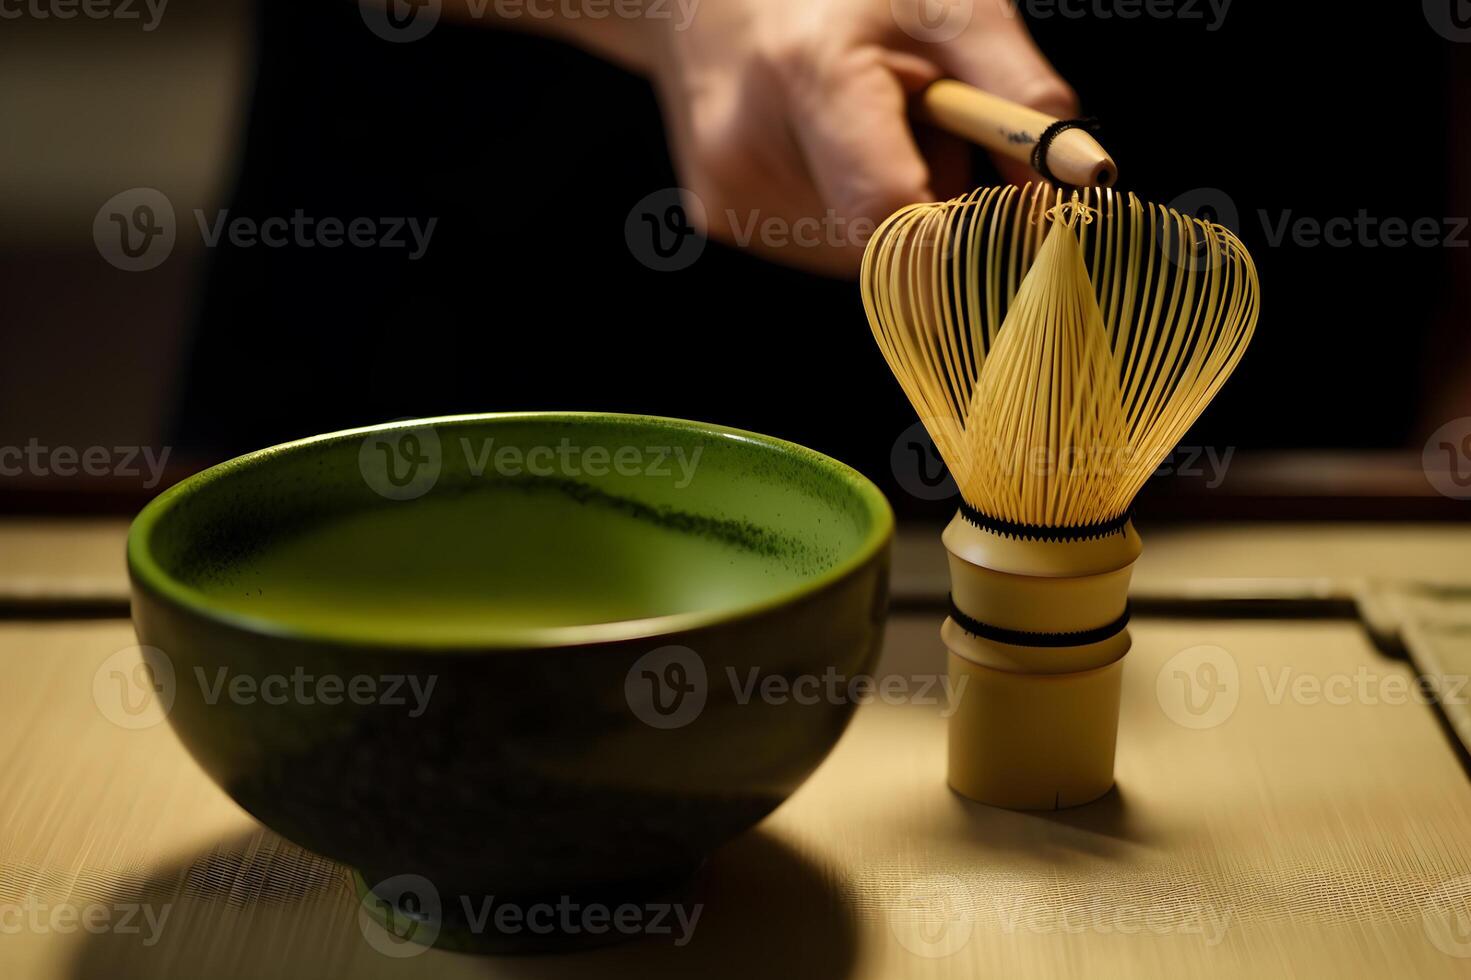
[3,521,1471,978]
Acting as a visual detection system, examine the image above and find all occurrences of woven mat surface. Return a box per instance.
[3,522,1471,978]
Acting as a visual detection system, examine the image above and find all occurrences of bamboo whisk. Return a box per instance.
[862,182,1259,809]
[862,183,1260,529]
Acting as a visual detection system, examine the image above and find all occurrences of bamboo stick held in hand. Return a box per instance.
[920,79,1117,188]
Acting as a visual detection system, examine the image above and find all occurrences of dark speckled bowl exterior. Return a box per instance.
[129,413,892,924]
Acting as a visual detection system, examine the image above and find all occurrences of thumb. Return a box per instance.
[940,7,1079,185]
[939,2,1079,121]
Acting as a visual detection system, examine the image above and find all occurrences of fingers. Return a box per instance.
[781,46,941,243]
[881,48,947,95]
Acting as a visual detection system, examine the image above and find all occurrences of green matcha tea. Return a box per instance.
[195,483,825,643]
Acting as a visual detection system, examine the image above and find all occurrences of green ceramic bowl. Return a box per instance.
[128,413,892,951]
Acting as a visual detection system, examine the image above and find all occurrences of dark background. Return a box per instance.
[5,2,1468,517]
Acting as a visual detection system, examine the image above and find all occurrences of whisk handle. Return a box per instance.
[919,80,1117,189]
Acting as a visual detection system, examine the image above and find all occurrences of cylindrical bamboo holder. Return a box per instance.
[941,512,1141,810]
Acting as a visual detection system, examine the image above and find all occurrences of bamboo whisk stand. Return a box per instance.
[942,510,1139,809]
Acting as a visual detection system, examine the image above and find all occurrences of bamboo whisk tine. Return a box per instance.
[861,184,1260,529]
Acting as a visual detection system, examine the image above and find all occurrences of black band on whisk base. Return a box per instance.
[957,499,1132,542]
[1031,117,1102,188]
[948,595,1132,648]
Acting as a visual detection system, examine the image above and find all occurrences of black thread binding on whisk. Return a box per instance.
[957,499,1132,542]
[1031,117,1102,188]
[949,595,1132,648]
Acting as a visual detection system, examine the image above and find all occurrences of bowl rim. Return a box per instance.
[128,412,894,651]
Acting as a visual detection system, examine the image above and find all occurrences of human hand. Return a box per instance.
[644,0,1078,275]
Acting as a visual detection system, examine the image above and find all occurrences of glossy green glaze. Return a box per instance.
[129,413,892,952]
